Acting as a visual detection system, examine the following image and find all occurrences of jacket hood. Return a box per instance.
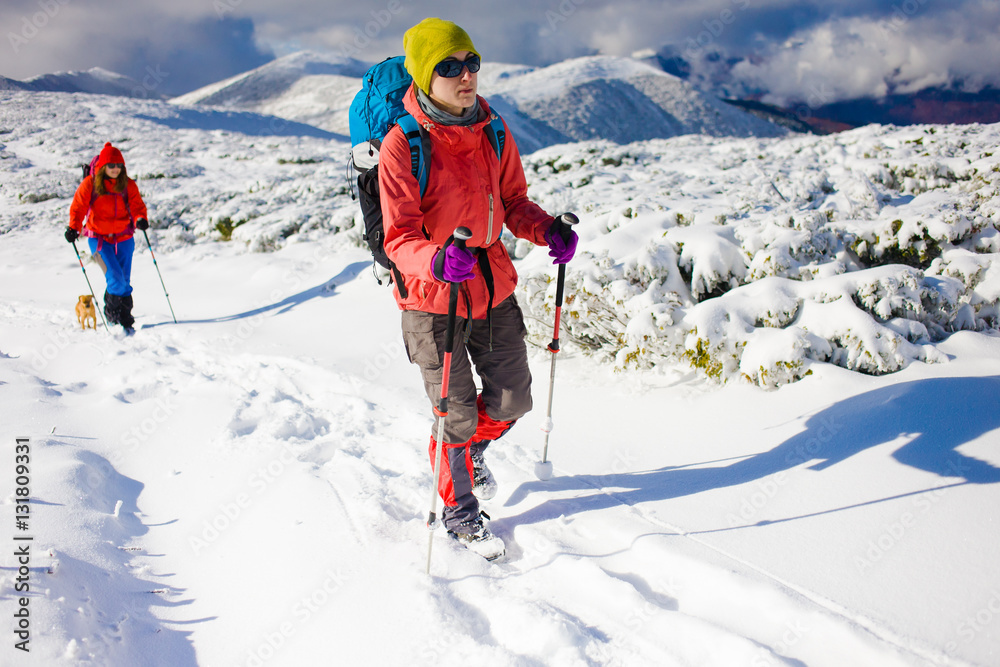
[94,142,125,174]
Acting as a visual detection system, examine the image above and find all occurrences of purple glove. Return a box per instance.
[545,217,578,264]
[432,242,476,282]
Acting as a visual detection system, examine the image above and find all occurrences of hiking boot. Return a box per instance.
[103,291,120,325]
[104,292,134,330]
[448,512,505,561]
[470,444,497,501]
[118,294,134,330]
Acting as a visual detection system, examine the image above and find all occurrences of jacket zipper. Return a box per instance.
[487,193,494,244]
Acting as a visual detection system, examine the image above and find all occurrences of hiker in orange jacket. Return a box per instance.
[379,18,578,558]
[65,142,149,332]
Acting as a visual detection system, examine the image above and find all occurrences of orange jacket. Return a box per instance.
[69,176,147,240]
[379,85,554,319]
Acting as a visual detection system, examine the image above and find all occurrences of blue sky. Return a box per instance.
[3,0,999,105]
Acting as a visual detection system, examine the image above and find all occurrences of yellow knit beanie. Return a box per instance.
[403,18,479,93]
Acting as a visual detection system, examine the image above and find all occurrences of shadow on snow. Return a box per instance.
[6,446,205,664]
[133,107,344,141]
[505,376,1000,527]
[142,261,368,328]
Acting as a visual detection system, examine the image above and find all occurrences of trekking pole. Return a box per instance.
[426,226,473,574]
[71,240,109,332]
[535,213,579,481]
[141,228,177,323]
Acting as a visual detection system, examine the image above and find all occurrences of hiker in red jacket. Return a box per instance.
[380,18,578,559]
[65,142,149,332]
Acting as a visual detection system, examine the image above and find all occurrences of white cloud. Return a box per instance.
[3,0,999,102]
[731,3,1000,107]
[1,2,273,94]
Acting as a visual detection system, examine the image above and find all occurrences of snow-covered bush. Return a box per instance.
[516,123,1000,387]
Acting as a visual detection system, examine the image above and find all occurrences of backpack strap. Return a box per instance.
[484,113,506,163]
[397,111,506,197]
[396,114,430,198]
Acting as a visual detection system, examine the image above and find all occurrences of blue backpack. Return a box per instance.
[349,56,507,286]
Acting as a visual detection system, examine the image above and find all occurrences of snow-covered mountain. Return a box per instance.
[483,56,784,152]
[0,67,162,99]
[172,51,785,152]
[170,51,371,136]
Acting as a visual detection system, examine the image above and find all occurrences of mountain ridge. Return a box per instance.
[1,66,165,99]
[171,51,787,153]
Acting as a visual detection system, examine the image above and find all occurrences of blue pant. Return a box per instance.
[89,237,134,296]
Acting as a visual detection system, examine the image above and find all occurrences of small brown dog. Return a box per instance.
[76,295,97,330]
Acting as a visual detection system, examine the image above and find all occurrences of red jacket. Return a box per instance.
[69,176,147,241]
[379,85,554,319]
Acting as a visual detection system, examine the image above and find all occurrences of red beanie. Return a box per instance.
[94,142,125,173]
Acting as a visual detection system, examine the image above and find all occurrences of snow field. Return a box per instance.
[7,223,981,666]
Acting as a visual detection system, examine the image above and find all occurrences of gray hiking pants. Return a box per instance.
[401,296,533,528]
[401,295,533,444]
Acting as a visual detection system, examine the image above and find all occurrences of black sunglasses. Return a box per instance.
[434,54,481,78]
[106,163,124,169]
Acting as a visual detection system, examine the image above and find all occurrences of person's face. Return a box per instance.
[428,50,478,116]
[105,164,122,179]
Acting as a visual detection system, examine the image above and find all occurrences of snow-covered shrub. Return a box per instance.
[738,327,816,389]
[670,269,953,386]
[927,249,1000,330]
[513,124,1000,387]
[739,212,838,280]
[668,225,746,300]
[215,216,248,241]
[521,241,686,366]
[673,277,802,385]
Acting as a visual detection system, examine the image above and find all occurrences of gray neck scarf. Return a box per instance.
[416,87,483,126]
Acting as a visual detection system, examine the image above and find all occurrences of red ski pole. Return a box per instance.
[426,226,473,574]
[535,213,579,480]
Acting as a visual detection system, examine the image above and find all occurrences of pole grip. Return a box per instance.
[442,226,472,356]
[554,263,567,308]
[552,213,577,309]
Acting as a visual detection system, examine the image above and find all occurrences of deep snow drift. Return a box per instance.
[1,88,999,666]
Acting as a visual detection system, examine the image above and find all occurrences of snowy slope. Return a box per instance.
[170,51,371,136]
[171,52,785,151]
[1,89,999,667]
[3,67,160,99]
[485,56,785,152]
